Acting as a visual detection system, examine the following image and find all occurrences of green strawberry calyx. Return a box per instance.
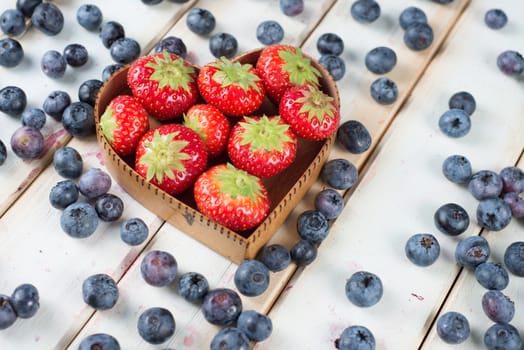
[215,163,264,202]
[297,85,337,123]
[183,113,207,141]
[239,116,292,152]
[280,47,321,86]
[210,57,261,92]
[100,106,118,143]
[145,50,195,92]
[138,129,191,183]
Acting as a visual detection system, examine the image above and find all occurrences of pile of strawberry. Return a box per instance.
[99,44,340,232]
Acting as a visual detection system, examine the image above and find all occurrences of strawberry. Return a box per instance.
[227,115,297,178]
[193,163,270,232]
[99,95,150,156]
[197,57,265,117]
[279,84,340,141]
[183,104,231,158]
[135,124,207,195]
[256,44,321,103]
[127,51,198,121]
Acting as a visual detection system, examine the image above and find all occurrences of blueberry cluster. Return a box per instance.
[438,91,475,138]
[316,33,345,81]
[0,283,40,330]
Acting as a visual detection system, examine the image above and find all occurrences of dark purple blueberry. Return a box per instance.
[454,235,490,270]
[290,239,317,266]
[317,33,344,56]
[503,192,524,219]
[137,307,176,345]
[431,0,454,3]
[335,325,375,350]
[43,90,71,121]
[53,146,83,179]
[482,290,515,324]
[0,85,26,117]
[41,50,67,79]
[82,273,119,310]
[0,295,17,330]
[110,37,141,64]
[78,79,103,107]
[60,202,99,238]
[49,180,79,209]
[177,272,209,303]
[405,233,440,267]
[297,210,329,243]
[234,260,270,297]
[448,91,476,116]
[370,77,398,105]
[17,0,43,17]
[257,244,291,272]
[279,0,304,17]
[237,310,273,342]
[314,188,344,220]
[350,0,381,23]
[442,154,472,184]
[496,50,524,77]
[0,140,7,166]
[404,22,434,51]
[78,167,112,199]
[10,284,39,319]
[0,9,26,36]
[485,9,508,30]
[484,323,522,350]
[345,271,383,307]
[95,193,124,222]
[337,120,372,154]
[141,0,163,4]
[209,32,238,59]
[78,333,120,350]
[0,38,24,68]
[475,262,509,291]
[500,166,524,194]
[256,20,284,46]
[154,36,187,58]
[438,109,471,138]
[21,108,46,129]
[140,250,178,287]
[319,54,345,81]
[210,327,250,350]
[434,203,470,236]
[436,311,470,344]
[10,125,44,159]
[468,170,503,200]
[120,217,149,246]
[62,101,96,137]
[186,8,216,36]
[321,158,358,190]
[99,21,125,49]
[365,46,397,74]
[76,4,103,31]
[504,241,524,277]
[31,2,64,36]
[202,288,242,326]
[399,6,427,30]
[476,198,512,232]
[63,43,88,67]
[101,63,124,82]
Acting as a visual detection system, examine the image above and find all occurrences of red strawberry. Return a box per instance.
[197,57,265,117]
[183,104,231,158]
[193,163,270,231]
[127,51,198,121]
[135,124,208,195]
[279,84,340,141]
[99,95,150,156]
[227,115,297,178]
[256,44,321,103]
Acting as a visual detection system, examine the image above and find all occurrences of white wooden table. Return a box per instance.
[1,0,523,349]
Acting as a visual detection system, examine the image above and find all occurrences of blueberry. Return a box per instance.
[16,0,43,17]
[503,192,524,219]
[431,0,454,3]
[496,50,524,77]
[31,2,64,36]
[186,8,216,36]
[319,54,345,81]
[21,108,46,129]
[43,90,71,121]
[448,91,476,116]
[290,239,318,266]
[101,63,125,82]
[0,295,17,330]
[337,120,372,154]
[76,4,103,31]
[438,109,471,138]
[154,36,187,59]
[321,158,358,190]
[485,9,508,30]
[317,33,344,56]
[137,307,176,345]
[82,273,119,310]
[10,125,44,160]
[314,188,344,220]
[279,0,304,16]
[500,166,524,194]
[482,290,515,324]
[177,272,209,303]
[504,241,524,277]
[99,21,125,49]
[442,154,472,184]
[454,235,490,270]
[10,284,39,319]
[95,193,124,222]
[141,0,163,4]
[0,85,26,117]
[434,203,470,236]
[476,198,512,231]
[365,46,397,74]
[202,288,242,326]
[405,233,440,267]
[234,259,270,297]
[404,22,434,51]
[484,323,522,350]
[140,250,178,287]
[436,311,470,344]
[345,271,383,307]
[41,50,67,79]
[256,20,284,46]
[0,38,24,68]
[210,327,250,350]
[335,325,376,350]
[370,77,398,105]
[60,202,99,238]
[257,244,291,272]
[53,146,83,179]
[78,333,120,350]
[468,170,503,200]
[237,310,273,342]
[62,101,96,137]
[297,210,329,243]
[110,37,141,64]
[63,43,88,68]
[475,262,509,290]
[120,217,149,246]
[49,180,79,209]
[0,140,7,166]
[0,9,26,36]
[78,79,103,107]
[399,6,427,30]
[78,168,112,199]
[350,0,381,23]
[209,32,238,59]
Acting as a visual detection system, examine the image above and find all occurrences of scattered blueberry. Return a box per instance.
[290,239,318,266]
[314,188,344,220]
[496,50,524,77]
[10,284,39,319]
[210,327,250,350]
[95,193,124,222]
[16,0,43,18]
[141,0,163,4]
[0,295,17,330]
[404,22,434,51]
[335,325,376,350]
[78,333,120,350]
[370,77,398,105]
[481,290,515,324]
[234,259,270,297]
[442,154,472,184]
[319,54,345,81]
[186,8,216,36]
[476,198,512,232]
[99,21,125,49]
[101,63,124,82]
[62,101,96,137]
[31,2,64,36]
[350,0,381,23]
[297,210,329,243]
[140,250,178,287]
[177,271,209,303]
[499,166,524,194]
[345,270,383,307]
[41,50,67,79]
[405,233,440,267]
[201,288,242,326]
[42,90,71,121]
[337,120,372,154]
[154,36,187,58]
[10,125,44,160]
[321,158,359,190]
[0,85,26,117]
[110,37,141,64]
[436,311,470,344]
[448,91,476,116]
[399,6,427,30]
[0,9,26,36]
[0,38,24,68]
[434,203,470,236]
[317,33,344,56]
[504,241,524,277]
[0,140,7,166]
[431,0,454,3]
[63,43,88,67]
[237,310,273,342]
[484,323,523,350]
[78,79,103,107]
[279,0,304,17]
[475,262,509,291]
[438,109,471,138]
[82,273,119,310]
[503,192,524,219]
[120,217,149,246]
[257,244,291,272]
[137,307,176,345]
[21,108,46,130]
[454,235,490,270]
[49,180,79,209]
[53,146,83,179]
[77,167,112,199]
[485,9,508,30]
[209,32,238,59]
[365,46,397,74]
[256,20,284,46]
[76,4,103,31]
[468,170,503,200]
[60,201,99,238]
